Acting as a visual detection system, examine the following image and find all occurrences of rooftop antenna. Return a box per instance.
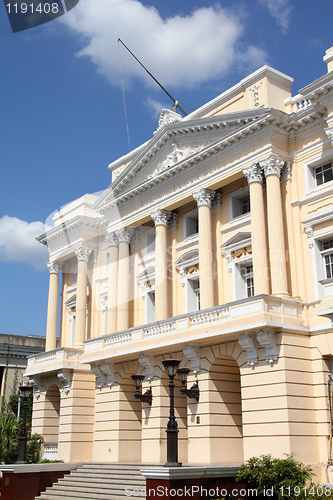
[118,38,188,117]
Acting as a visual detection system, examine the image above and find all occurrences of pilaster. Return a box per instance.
[193,188,215,309]
[260,155,289,297]
[74,247,92,347]
[243,163,270,295]
[151,210,171,321]
[107,232,119,334]
[46,261,61,351]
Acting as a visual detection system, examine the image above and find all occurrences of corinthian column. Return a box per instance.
[243,163,270,295]
[151,209,171,321]
[260,155,289,297]
[193,188,215,309]
[107,232,119,334]
[46,261,61,351]
[117,228,131,331]
[74,247,92,347]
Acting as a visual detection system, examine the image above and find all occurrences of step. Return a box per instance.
[35,463,147,500]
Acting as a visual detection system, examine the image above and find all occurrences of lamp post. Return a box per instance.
[16,382,32,464]
[162,357,182,467]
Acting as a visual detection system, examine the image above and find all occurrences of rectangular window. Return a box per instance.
[241,196,251,215]
[315,163,333,186]
[242,265,254,297]
[146,290,155,323]
[322,240,333,279]
[184,210,199,238]
[104,251,109,275]
[145,228,155,254]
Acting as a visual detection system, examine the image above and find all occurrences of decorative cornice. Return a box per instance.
[138,353,154,380]
[183,344,200,373]
[75,247,92,262]
[242,163,263,184]
[29,376,41,399]
[238,333,258,365]
[107,232,119,247]
[90,363,104,389]
[155,109,182,134]
[117,228,131,243]
[47,261,61,274]
[131,227,141,246]
[151,209,171,227]
[193,188,215,207]
[168,213,178,230]
[256,329,278,363]
[100,362,114,387]
[325,127,333,145]
[211,193,222,212]
[57,369,72,395]
[260,154,285,177]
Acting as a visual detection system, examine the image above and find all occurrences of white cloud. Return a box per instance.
[61,0,267,89]
[145,97,171,119]
[0,216,50,270]
[258,0,292,31]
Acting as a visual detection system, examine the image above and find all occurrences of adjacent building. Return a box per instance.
[26,47,333,481]
[0,334,45,408]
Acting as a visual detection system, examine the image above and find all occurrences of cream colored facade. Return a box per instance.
[26,48,333,480]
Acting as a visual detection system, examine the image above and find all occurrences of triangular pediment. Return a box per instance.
[222,232,251,249]
[94,108,271,212]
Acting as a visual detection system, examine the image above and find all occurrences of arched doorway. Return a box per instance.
[42,384,60,459]
[208,355,243,463]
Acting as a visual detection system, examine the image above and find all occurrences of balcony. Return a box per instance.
[25,347,90,377]
[82,294,306,364]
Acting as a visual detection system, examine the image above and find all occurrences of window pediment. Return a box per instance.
[175,249,199,286]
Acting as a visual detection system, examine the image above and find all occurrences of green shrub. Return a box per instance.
[236,454,313,500]
[0,413,19,463]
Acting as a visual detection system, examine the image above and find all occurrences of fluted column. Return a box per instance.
[46,261,61,351]
[260,155,289,297]
[243,163,270,295]
[117,228,131,331]
[74,247,92,347]
[151,210,171,321]
[193,188,215,309]
[107,232,119,334]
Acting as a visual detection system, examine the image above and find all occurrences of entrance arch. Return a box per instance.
[208,355,243,463]
[118,372,142,462]
[42,384,60,458]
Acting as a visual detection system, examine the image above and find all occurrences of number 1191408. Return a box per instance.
[6,3,59,14]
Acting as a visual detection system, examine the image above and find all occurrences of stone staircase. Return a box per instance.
[35,463,147,500]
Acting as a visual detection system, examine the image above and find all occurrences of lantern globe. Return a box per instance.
[162,358,180,378]
[131,374,145,390]
[177,367,190,385]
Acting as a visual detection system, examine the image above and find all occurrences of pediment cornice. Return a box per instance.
[96,103,327,217]
[37,215,102,246]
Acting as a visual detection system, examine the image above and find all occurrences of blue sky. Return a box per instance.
[0,0,332,337]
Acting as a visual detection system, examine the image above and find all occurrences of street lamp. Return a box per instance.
[162,357,182,467]
[16,382,32,464]
[131,374,153,405]
[177,367,200,402]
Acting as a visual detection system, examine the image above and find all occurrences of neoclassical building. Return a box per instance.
[27,47,333,481]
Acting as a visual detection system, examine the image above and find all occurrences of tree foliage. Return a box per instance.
[236,454,313,500]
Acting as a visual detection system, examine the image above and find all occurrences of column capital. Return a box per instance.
[192,188,215,207]
[131,227,141,246]
[107,232,119,247]
[75,247,92,262]
[117,227,131,243]
[168,213,178,230]
[243,163,263,184]
[260,155,285,177]
[47,261,62,274]
[151,209,171,227]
